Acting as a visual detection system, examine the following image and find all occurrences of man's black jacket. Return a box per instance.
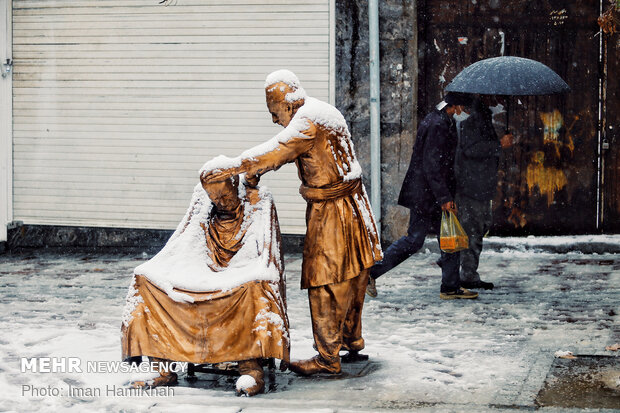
[398,108,457,216]
[455,100,501,201]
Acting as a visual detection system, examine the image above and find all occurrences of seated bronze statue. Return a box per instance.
[121,175,289,396]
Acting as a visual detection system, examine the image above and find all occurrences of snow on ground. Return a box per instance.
[0,236,618,412]
[484,234,620,252]
[486,234,620,246]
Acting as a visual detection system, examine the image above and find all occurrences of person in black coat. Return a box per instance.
[368,92,478,300]
[455,96,513,290]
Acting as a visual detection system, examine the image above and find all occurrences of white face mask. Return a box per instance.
[453,112,470,122]
[489,103,505,116]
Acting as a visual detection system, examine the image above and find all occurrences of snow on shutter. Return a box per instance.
[12,0,332,234]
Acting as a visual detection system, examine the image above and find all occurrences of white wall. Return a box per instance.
[11,0,333,234]
[0,0,12,243]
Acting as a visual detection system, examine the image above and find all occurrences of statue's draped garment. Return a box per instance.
[121,185,289,364]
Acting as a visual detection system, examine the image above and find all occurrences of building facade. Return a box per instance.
[337,0,619,241]
[1,0,618,249]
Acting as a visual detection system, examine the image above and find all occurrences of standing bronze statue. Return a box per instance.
[201,70,382,376]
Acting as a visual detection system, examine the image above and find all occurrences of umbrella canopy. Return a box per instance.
[445,56,570,96]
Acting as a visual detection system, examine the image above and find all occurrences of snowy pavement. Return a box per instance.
[1,235,619,412]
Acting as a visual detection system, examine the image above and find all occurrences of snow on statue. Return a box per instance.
[121,175,289,397]
[201,70,383,377]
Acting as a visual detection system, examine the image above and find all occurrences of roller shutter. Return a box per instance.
[12,0,333,234]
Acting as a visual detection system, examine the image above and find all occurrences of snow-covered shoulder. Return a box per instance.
[296,97,350,136]
[296,98,362,182]
[133,184,281,302]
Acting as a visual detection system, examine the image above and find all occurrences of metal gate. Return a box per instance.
[418,0,604,234]
[601,2,620,232]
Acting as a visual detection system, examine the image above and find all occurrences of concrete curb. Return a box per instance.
[421,237,620,255]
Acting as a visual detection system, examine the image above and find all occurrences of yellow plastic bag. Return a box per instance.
[439,211,469,253]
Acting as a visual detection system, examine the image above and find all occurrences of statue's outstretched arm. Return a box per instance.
[201,125,315,184]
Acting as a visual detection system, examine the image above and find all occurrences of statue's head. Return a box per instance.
[264,70,307,127]
[203,175,241,212]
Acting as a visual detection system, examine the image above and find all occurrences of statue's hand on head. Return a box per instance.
[200,154,239,185]
[200,169,229,185]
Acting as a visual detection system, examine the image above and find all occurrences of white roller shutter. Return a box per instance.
[12,0,334,234]
[1,1,12,243]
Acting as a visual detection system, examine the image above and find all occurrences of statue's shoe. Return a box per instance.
[235,374,265,397]
[289,356,341,376]
[131,372,178,388]
[236,359,265,397]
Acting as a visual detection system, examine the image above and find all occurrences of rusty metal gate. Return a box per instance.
[601,2,620,232]
[417,0,610,234]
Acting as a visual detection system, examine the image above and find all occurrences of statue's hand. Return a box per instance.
[200,169,229,184]
[199,154,237,184]
[244,174,260,188]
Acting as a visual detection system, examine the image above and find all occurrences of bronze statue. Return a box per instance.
[122,176,289,396]
[201,70,382,376]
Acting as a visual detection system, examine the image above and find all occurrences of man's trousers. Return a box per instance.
[369,208,461,293]
[455,194,492,283]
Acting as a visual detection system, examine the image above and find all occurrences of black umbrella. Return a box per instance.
[445,56,570,95]
[446,56,570,132]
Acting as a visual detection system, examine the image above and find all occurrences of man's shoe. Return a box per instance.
[288,356,341,376]
[366,277,377,298]
[439,288,478,300]
[461,280,494,290]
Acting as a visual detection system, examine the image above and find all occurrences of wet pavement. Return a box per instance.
[536,355,620,409]
[0,236,619,412]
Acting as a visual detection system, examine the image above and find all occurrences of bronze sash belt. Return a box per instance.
[299,179,362,202]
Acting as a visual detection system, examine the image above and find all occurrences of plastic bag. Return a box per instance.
[439,211,469,253]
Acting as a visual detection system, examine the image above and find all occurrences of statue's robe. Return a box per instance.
[121,185,289,364]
